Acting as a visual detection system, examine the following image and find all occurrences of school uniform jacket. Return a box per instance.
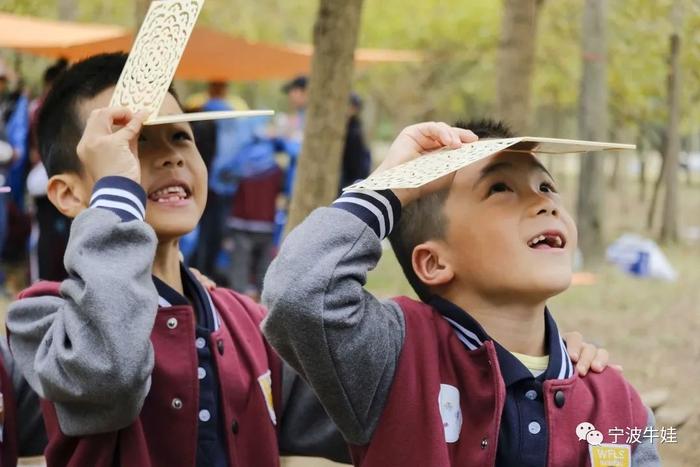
[262,191,661,466]
[0,357,17,467]
[15,280,281,467]
[7,177,349,466]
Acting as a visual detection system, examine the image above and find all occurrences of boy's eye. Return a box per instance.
[488,182,511,196]
[174,131,192,141]
[540,182,558,193]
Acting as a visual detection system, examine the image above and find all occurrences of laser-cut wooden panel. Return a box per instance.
[110,0,204,122]
[346,137,635,190]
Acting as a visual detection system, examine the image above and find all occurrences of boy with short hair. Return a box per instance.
[6,53,347,466]
[262,120,660,466]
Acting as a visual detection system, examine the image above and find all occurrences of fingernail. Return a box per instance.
[571,352,579,361]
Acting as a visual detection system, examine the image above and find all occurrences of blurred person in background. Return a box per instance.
[27,58,71,282]
[0,65,31,295]
[224,120,283,300]
[0,72,12,295]
[339,92,371,194]
[277,75,307,196]
[189,81,242,282]
[269,75,308,244]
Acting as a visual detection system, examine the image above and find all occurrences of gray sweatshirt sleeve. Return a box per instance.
[632,408,662,466]
[262,190,405,445]
[7,176,159,436]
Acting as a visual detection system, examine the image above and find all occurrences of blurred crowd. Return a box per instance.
[0,59,372,301]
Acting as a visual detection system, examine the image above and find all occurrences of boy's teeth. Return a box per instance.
[529,235,546,246]
[528,234,564,247]
[151,185,187,199]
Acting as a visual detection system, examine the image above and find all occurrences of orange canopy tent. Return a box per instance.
[0,12,420,81]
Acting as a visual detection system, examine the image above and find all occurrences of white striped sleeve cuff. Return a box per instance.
[331,189,401,240]
[90,176,147,222]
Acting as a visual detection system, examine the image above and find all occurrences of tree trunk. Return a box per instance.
[660,2,682,244]
[58,0,78,20]
[496,0,544,133]
[285,0,365,233]
[135,0,150,28]
[576,0,608,265]
[647,154,665,230]
[637,129,647,202]
[609,127,621,191]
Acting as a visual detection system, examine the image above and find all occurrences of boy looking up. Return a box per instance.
[6,53,347,467]
[262,120,660,466]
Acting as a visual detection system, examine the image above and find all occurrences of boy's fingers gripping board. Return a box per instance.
[110,0,272,126]
[346,137,635,191]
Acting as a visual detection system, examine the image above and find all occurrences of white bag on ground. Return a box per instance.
[606,234,677,281]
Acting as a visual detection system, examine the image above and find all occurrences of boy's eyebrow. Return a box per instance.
[474,156,554,188]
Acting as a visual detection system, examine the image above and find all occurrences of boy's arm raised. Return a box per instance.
[7,108,159,436]
[263,123,476,445]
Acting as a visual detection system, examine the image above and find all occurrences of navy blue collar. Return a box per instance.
[429,296,574,386]
[153,264,219,331]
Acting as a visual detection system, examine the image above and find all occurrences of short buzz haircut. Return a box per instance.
[37,52,178,177]
[388,118,514,302]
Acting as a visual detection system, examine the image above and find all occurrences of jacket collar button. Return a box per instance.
[554,390,566,408]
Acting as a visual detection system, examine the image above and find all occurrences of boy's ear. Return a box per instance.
[47,174,90,218]
[412,241,454,288]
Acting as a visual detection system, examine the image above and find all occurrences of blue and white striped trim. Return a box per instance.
[204,289,221,331]
[90,176,146,222]
[557,335,575,379]
[443,316,483,351]
[331,189,401,240]
[442,316,575,381]
[158,288,220,331]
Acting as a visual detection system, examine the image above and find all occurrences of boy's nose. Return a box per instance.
[156,150,185,168]
[529,194,559,217]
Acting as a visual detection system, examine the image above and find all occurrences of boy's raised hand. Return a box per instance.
[76,107,151,184]
[373,122,477,206]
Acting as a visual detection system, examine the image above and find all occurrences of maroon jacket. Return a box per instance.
[0,359,17,467]
[18,281,282,467]
[350,297,649,467]
[230,167,283,225]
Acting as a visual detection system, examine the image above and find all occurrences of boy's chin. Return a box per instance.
[528,273,572,298]
[150,218,199,243]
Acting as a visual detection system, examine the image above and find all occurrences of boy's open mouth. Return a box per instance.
[148,181,192,203]
[527,231,566,249]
